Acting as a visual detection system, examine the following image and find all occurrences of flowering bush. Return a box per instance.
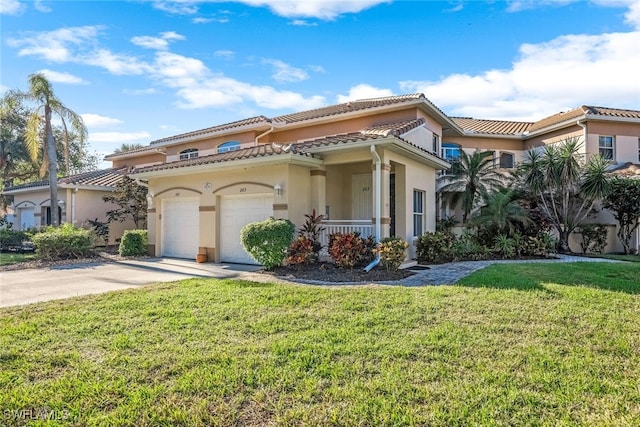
[374,237,408,271]
[328,232,375,269]
[285,236,317,265]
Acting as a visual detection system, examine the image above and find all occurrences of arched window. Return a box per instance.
[218,141,241,154]
[179,148,198,160]
[500,152,514,169]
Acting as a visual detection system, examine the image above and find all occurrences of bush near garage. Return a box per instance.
[119,229,148,257]
[241,218,296,269]
[31,224,97,261]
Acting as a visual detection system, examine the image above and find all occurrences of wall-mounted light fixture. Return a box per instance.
[273,184,282,198]
[146,192,154,207]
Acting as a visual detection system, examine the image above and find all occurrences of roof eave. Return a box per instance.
[148,121,273,147]
[584,114,640,124]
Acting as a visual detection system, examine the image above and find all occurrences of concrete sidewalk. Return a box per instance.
[0,258,260,308]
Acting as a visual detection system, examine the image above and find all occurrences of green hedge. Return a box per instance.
[119,229,148,256]
[0,229,31,251]
[31,224,96,261]
[241,218,295,269]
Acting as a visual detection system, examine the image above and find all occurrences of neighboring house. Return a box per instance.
[1,168,133,245]
[442,105,640,253]
[106,94,454,263]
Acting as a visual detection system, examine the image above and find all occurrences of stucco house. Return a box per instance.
[442,105,640,253]
[2,168,133,245]
[107,94,454,263]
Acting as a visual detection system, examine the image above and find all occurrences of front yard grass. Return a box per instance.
[585,253,640,263]
[0,252,36,266]
[1,262,639,426]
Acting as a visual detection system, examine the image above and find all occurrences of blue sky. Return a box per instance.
[2,0,639,167]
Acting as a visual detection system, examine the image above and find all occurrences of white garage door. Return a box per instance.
[19,207,35,230]
[220,195,273,264]
[161,197,199,259]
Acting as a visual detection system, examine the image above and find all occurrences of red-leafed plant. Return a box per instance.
[328,232,375,269]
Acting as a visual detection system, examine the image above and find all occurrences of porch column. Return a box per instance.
[372,162,391,238]
[310,169,327,218]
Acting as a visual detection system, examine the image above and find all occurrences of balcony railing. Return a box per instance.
[319,220,374,255]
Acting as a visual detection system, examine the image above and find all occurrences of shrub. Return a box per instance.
[241,218,295,269]
[416,231,455,264]
[32,224,96,261]
[493,234,516,259]
[575,224,608,254]
[285,236,316,265]
[119,229,148,256]
[436,216,457,233]
[328,232,375,269]
[452,231,490,261]
[87,218,110,246]
[374,237,409,272]
[0,229,31,251]
[297,210,325,256]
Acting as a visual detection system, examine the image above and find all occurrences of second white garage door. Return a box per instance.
[161,197,199,259]
[220,195,273,264]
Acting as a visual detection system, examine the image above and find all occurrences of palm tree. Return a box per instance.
[11,73,87,226]
[516,137,610,252]
[470,188,530,237]
[114,143,144,153]
[438,149,504,224]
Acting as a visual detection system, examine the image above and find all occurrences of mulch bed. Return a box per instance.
[262,262,415,283]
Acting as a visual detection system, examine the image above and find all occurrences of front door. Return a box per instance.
[351,173,372,220]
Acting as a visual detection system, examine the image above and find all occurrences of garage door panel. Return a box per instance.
[220,195,273,264]
[161,198,199,259]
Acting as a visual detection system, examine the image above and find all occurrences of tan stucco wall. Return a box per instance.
[112,153,165,169]
[445,135,524,151]
[524,127,583,150]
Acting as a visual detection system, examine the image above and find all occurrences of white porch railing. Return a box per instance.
[319,220,374,255]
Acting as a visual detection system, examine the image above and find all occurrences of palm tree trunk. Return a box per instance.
[45,105,59,227]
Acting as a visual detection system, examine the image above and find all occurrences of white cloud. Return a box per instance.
[8,26,102,62]
[0,0,25,15]
[506,0,578,12]
[235,0,390,19]
[290,19,318,26]
[34,0,51,12]
[84,49,151,75]
[263,59,309,82]
[214,49,235,59]
[38,69,88,84]
[81,114,123,127]
[123,88,158,95]
[308,65,326,73]
[151,0,198,14]
[89,131,152,143]
[400,28,640,120]
[337,84,394,103]
[131,31,185,50]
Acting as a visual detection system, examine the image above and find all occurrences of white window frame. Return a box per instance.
[179,148,199,160]
[413,190,425,237]
[218,141,241,154]
[598,135,615,160]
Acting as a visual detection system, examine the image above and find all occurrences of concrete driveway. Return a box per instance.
[0,258,260,308]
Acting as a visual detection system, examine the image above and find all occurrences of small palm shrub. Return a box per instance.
[119,229,148,256]
[241,218,295,269]
[32,224,97,261]
[328,232,375,269]
[416,231,455,264]
[452,231,490,261]
[493,234,516,259]
[374,237,409,272]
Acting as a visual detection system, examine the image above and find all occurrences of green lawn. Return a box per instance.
[1,262,639,426]
[586,253,640,263]
[0,252,35,266]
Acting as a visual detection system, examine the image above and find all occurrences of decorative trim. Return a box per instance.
[147,208,156,213]
[273,204,288,210]
[310,169,327,177]
[15,201,36,208]
[199,205,216,212]
[155,187,203,197]
[212,181,273,194]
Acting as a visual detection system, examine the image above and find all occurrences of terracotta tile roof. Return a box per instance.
[293,132,387,150]
[3,169,126,192]
[149,115,271,145]
[104,145,160,159]
[132,143,310,174]
[361,118,426,137]
[272,94,426,124]
[451,117,533,135]
[530,105,640,132]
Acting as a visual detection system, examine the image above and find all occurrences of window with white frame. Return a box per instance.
[413,190,425,237]
[599,136,614,160]
[179,148,198,160]
[500,152,515,168]
[218,141,241,153]
[432,134,440,153]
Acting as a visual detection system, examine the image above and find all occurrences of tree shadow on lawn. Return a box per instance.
[456,262,640,295]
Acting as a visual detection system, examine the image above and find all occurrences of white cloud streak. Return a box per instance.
[81,114,124,127]
[38,69,88,85]
[337,84,394,103]
[263,59,309,82]
[0,0,25,15]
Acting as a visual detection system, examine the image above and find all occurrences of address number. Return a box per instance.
[239,187,247,192]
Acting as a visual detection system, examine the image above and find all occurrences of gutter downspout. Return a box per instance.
[255,126,275,144]
[71,188,78,224]
[364,145,382,272]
